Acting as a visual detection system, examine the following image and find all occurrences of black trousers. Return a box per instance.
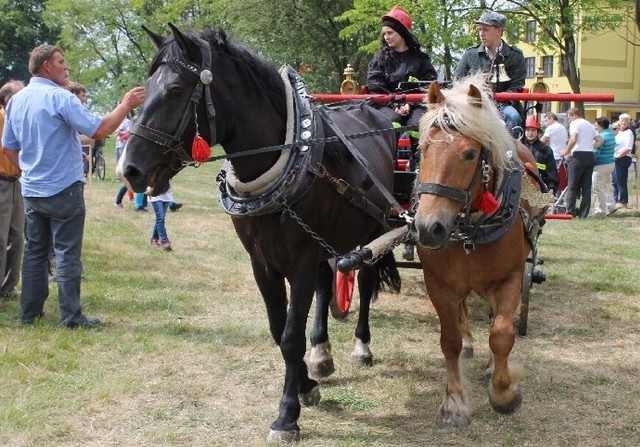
[564,151,595,218]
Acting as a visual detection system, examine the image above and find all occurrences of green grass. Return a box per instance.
[1,140,639,446]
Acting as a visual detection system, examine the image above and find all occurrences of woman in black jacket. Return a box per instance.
[366,5,437,127]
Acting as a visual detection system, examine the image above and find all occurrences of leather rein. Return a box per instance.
[128,36,217,170]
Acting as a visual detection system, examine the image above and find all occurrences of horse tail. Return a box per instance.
[374,251,401,300]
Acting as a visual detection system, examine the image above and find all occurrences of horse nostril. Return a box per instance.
[414,218,450,249]
[122,165,146,191]
[431,222,448,241]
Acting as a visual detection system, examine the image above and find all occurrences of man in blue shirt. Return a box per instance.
[2,44,145,328]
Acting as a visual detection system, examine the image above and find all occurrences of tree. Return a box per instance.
[505,0,632,99]
[43,0,228,113]
[0,0,59,85]
[225,0,365,92]
[339,0,478,80]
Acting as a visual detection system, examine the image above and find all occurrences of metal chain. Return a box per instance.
[275,198,343,259]
[363,229,413,266]
[275,194,415,268]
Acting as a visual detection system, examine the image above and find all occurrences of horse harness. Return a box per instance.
[415,118,533,254]
[129,35,217,170]
[217,65,408,240]
[126,31,408,258]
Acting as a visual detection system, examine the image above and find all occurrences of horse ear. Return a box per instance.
[168,22,199,61]
[142,25,166,49]
[467,84,483,108]
[215,28,227,45]
[427,81,444,105]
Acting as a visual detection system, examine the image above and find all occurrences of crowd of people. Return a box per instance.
[0,41,193,326]
[0,8,637,326]
[367,6,636,222]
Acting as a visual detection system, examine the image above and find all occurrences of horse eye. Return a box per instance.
[463,149,477,161]
[168,87,183,97]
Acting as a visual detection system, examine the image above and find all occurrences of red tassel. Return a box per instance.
[192,135,211,162]
[473,190,500,215]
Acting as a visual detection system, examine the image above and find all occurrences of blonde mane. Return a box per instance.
[420,74,517,173]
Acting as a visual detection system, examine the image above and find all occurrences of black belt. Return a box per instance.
[0,175,19,182]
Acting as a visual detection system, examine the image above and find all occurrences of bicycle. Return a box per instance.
[92,143,106,181]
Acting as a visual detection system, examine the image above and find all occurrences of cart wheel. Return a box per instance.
[519,252,534,336]
[329,260,355,319]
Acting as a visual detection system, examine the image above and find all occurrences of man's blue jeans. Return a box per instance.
[502,104,522,131]
[151,201,170,242]
[21,181,87,325]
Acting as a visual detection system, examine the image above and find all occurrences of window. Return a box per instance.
[525,57,536,78]
[542,56,553,77]
[526,21,537,41]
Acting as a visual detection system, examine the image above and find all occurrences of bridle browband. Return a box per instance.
[129,35,217,169]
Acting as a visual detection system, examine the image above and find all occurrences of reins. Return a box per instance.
[188,122,419,166]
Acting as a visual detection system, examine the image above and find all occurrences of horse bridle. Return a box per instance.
[129,36,217,169]
[413,123,489,210]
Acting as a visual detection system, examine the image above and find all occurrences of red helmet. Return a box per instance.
[382,5,412,32]
[525,116,541,130]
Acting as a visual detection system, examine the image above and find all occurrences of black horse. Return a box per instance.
[119,24,401,442]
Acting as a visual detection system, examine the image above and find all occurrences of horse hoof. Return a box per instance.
[351,339,373,367]
[437,409,470,428]
[490,389,522,414]
[488,365,524,414]
[299,385,321,407]
[461,346,474,359]
[309,343,335,380]
[267,429,301,444]
[309,358,335,380]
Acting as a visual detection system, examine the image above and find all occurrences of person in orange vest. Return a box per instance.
[0,80,25,303]
[522,116,560,194]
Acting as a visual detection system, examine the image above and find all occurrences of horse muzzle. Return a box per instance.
[410,211,455,250]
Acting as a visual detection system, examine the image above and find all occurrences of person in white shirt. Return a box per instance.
[561,107,602,218]
[611,113,634,209]
[115,116,131,163]
[541,112,568,167]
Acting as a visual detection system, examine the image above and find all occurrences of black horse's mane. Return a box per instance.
[149,26,286,118]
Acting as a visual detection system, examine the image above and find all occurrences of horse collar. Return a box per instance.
[217,65,324,216]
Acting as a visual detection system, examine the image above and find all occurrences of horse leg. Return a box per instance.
[250,259,318,443]
[428,284,472,427]
[350,263,376,367]
[485,281,524,415]
[309,260,336,380]
[459,299,474,359]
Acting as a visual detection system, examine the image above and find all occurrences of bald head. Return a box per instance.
[0,80,25,108]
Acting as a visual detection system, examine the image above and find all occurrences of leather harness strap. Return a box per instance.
[315,106,407,220]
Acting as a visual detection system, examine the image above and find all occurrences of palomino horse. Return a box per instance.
[118,24,401,442]
[412,75,545,426]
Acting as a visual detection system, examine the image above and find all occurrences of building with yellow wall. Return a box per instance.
[517,8,640,123]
